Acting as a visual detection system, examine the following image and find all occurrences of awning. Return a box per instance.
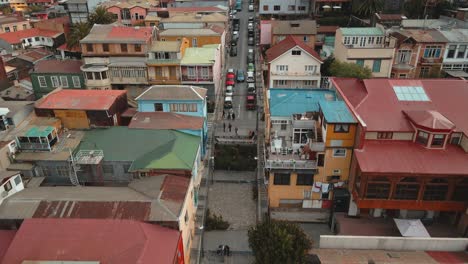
[444,70,468,78]
[394,219,431,237]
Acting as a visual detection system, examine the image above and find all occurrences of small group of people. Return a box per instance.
[222,109,236,120]
[223,122,239,135]
[216,244,231,256]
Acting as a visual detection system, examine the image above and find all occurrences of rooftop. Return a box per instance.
[1,218,181,264]
[0,174,189,221]
[34,59,82,74]
[0,15,27,25]
[272,20,317,35]
[333,78,468,135]
[101,0,158,9]
[35,89,127,111]
[260,20,272,45]
[269,88,336,117]
[150,6,225,13]
[392,29,448,43]
[80,24,153,44]
[159,28,221,37]
[401,17,468,29]
[76,127,200,171]
[319,101,356,124]
[161,12,227,23]
[0,28,61,44]
[136,85,207,101]
[266,35,322,63]
[181,46,217,65]
[340,27,384,36]
[150,40,181,52]
[16,48,54,63]
[129,112,204,130]
[438,28,468,43]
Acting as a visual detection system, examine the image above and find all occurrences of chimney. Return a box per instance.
[0,56,6,80]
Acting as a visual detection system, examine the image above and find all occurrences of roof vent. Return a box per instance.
[291,23,300,27]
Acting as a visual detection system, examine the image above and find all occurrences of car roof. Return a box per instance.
[225,96,232,101]
[248,83,255,87]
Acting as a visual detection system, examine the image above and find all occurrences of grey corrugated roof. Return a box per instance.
[159,28,220,36]
[136,85,207,100]
[272,20,317,35]
[438,28,468,43]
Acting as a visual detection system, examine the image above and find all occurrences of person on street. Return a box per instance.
[235,127,238,135]
[228,123,232,132]
[222,111,225,119]
[232,112,236,120]
[223,123,226,132]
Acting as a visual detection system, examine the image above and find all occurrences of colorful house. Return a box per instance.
[0,15,31,34]
[439,28,468,78]
[0,28,64,51]
[265,88,357,222]
[159,26,225,48]
[30,60,85,98]
[333,78,468,230]
[271,20,317,49]
[103,0,158,26]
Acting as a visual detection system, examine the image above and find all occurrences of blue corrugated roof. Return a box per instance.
[340,27,384,36]
[269,89,336,117]
[319,101,357,124]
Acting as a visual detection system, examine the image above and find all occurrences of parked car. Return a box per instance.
[247,83,256,94]
[248,31,254,37]
[233,23,239,31]
[246,95,256,110]
[248,63,255,72]
[230,46,237,57]
[248,4,254,12]
[248,22,253,31]
[226,71,235,85]
[228,68,235,75]
[224,97,233,109]
[248,16,254,23]
[226,85,233,97]
[248,37,254,46]
[237,69,245,82]
[230,10,237,16]
[246,71,255,83]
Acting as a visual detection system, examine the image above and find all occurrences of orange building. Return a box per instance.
[159,26,225,48]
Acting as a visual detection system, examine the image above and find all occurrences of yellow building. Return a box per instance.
[266,89,357,221]
[146,38,190,84]
[159,27,224,48]
[0,15,30,33]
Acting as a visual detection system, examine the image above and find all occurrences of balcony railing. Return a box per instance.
[271,71,319,76]
[19,142,50,151]
[265,159,317,170]
[421,57,443,64]
[181,75,213,82]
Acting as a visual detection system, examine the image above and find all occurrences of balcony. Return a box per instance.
[148,76,180,84]
[181,75,213,82]
[421,57,443,64]
[292,113,315,128]
[271,71,319,76]
[265,159,317,170]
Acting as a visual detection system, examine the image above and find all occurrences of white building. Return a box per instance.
[439,28,468,78]
[259,0,310,16]
[265,35,322,89]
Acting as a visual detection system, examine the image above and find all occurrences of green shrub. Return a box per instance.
[205,209,230,231]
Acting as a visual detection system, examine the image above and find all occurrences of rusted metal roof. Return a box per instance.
[160,175,190,202]
[129,112,204,130]
[35,89,127,110]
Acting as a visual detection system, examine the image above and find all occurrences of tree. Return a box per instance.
[320,56,335,76]
[354,0,384,18]
[67,22,91,49]
[329,60,372,79]
[403,0,426,19]
[0,5,13,15]
[89,6,116,25]
[248,219,312,264]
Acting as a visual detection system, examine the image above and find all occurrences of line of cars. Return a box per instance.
[224,64,256,110]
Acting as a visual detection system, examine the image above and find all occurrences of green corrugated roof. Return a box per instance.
[77,127,199,171]
[181,47,216,65]
[340,27,384,36]
[319,101,357,124]
[25,126,54,137]
[324,36,335,47]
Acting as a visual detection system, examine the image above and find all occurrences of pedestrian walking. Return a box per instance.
[232,112,236,120]
[235,127,238,135]
[228,123,232,132]
[222,110,225,119]
[223,123,226,132]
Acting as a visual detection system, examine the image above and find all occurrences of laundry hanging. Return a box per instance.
[321,183,330,193]
[312,182,322,192]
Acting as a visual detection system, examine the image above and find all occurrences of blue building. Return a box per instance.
[135,85,208,156]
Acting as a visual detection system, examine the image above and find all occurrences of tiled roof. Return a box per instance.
[340,27,384,36]
[317,25,338,34]
[333,78,468,135]
[181,46,217,65]
[319,101,356,124]
[0,28,61,44]
[136,85,207,101]
[34,59,82,73]
[355,141,468,175]
[272,20,317,35]
[80,24,153,44]
[129,112,204,130]
[266,35,322,62]
[35,89,127,110]
[1,218,181,264]
[269,88,336,117]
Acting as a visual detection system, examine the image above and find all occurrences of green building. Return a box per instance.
[30,60,85,98]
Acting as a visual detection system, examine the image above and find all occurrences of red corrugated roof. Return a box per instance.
[35,89,127,111]
[1,218,180,264]
[35,59,82,73]
[426,251,468,264]
[108,26,153,41]
[334,78,468,134]
[318,25,338,33]
[57,43,81,52]
[0,28,61,44]
[160,175,190,202]
[265,35,322,63]
[129,112,204,130]
[0,230,15,263]
[403,110,455,131]
[355,141,468,175]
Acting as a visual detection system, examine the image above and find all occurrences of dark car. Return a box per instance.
[233,23,239,31]
[248,37,254,46]
[247,53,254,63]
[248,16,254,23]
[230,46,237,57]
[248,31,254,37]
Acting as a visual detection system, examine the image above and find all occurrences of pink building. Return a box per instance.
[103,0,158,26]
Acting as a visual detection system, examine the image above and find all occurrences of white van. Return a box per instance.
[226,86,233,97]
[246,71,255,83]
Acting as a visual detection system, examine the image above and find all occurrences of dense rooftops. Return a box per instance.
[80,24,154,44]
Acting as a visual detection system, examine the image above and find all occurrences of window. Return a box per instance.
[72,76,81,87]
[27,38,32,42]
[366,177,390,199]
[56,166,69,177]
[280,123,287,130]
[303,35,309,42]
[447,45,456,58]
[423,45,441,58]
[276,65,288,72]
[35,37,39,41]
[419,67,430,78]
[332,148,346,157]
[423,178,448,201]
[14,175,21,185]
[274,5,280,11]
[416,131,429,145]
[399,73,407,78]
[359,37,366,47]
[457,45,466,58]
[305,65,316,73]
[101,71,107,79]
[293,128,312,144]
[263,5,268,11]
[344,37,350,45]
[3,181,12,192]
[4,27,9,32]
[372,59,381,72]
[273,173,290,185]
[298,6,306,11]
[41,166,53,177]
[393,86,429,101]
[192,38,197,47]
[189,104,197,112]
[356,59,364,67]
[121,44,127,52]
[317,154,324,166]
[200,66,210,79]
[187,66,196,78]
[296,173,313,186]
[334,124,349,133]
[397,50,411,63]
[304,80,316,86]
[395,177,419,200]
[86,72,93,80]
[154,103,163,111]
[134,12,139,19]
[292,50,301,55]
[288,5,295,11]
[352,37,358,45]
[377,132,393,139]
[450,134,461,145]
[86,44,93,52]
[60,76,68,87]
[134,44,141,52]
[103,165,113,174]
[38,76,47,87]
[50,76,59,87]
[368,36,375,44]
[123,164,131,173]
[13,26,17,32]
[431,134,445,147]
[102,43,109,52]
